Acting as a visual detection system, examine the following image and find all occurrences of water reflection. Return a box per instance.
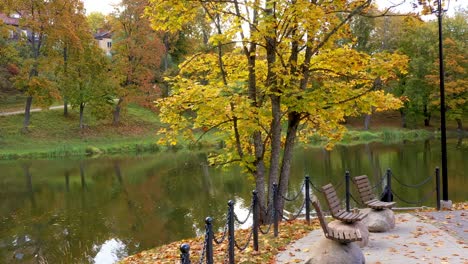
[0,139,466,263]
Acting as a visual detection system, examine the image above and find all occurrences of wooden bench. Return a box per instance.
[353,175,396,210]
[321,183,367,223]
[311,195,362,243]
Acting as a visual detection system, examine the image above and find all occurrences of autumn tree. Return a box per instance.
[48,0,90,117]
[426,37,467,130]
[2,0,64,132]
[111,0,165,125]
[86,12,113,34]
[63,42,116,130]
[0,19,21,92]
[146,0,407,220]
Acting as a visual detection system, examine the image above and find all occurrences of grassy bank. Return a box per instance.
[0,104,167,159]
[0,104,459,160]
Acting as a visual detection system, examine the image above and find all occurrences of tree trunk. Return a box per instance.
[278,112,300,213]
[253,131,268,223]
[268,95,281,204]
[113,98,123,125]
[423,105,431,126]
[63,99,68,117]
[364,114,371,130]
[456,118,463,131]
[79,102,85,129]
[400,109,407,128]
[22,96,33,133]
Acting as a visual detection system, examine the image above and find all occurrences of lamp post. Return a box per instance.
[436,0,448,202]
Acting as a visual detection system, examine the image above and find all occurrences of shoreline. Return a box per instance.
[0,128,461,160]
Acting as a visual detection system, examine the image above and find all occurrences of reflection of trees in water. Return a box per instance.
[2,141,465,263]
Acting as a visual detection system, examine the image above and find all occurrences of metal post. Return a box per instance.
[205,217,214,264]
[273,183,279,237]
[345,171,350,212]
[437,0,448,202]
[305,175,311,225]
[386,168,393,202]
[252,190,259,251]
[180,244,191,264]
[227,200,235,264]
[436,167,441,210]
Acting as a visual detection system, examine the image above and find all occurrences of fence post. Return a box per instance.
[205,217,214,264]
[180,244,191,264]
[227,200,235,264]
[386,168,393,202]
[252,190,259,251]
[436,167,441,211]
[305,175,311,224]
[345,171,350,212]
[273,183,279,237]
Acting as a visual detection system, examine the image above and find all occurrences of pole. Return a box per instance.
[205,217,214,264]
[437,0,448,201]
[305,175,311,225]
[436,167,441,210]
[345,171,350,212]
[227,201,235,264]
[180,244,191,264]
[386,168,393,202]
[252,190,259,251]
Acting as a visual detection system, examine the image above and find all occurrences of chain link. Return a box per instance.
[369,175,386,190]
[198,229,208,264]
[392,174,433,188]
[281,182,305,202]
[281,198,306,221]
[234,228,253,251]
[214,212,229,244]
[392,188,437,205]
[234,198,253,225]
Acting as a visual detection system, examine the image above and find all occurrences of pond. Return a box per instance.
[0,138,466,263]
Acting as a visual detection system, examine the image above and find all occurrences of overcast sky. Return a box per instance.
[82,0,465,17]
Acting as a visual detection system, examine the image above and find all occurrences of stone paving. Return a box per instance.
[276,211,468,264]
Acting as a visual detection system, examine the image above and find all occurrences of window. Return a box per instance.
[107,41,112,48]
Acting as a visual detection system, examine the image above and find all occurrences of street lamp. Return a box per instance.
[436,0,449,204]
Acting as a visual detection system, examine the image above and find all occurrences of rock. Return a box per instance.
[440,200,453,210]
[361,208,395,232]
[305,238,365,264]
[328,220,369,247]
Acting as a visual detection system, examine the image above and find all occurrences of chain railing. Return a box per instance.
[179,167,442,263]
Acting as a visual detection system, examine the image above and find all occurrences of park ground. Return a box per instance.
[120,202,467,263]
[1,93,466,160]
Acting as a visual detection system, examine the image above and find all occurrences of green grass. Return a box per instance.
[338,128,434,146]
[0,104,164,159]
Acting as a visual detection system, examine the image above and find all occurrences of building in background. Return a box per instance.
[94,30,113,56]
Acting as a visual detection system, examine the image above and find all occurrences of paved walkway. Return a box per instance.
[276,212,468,264]
[0,105,64,116]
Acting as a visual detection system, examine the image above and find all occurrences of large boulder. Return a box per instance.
[361,208,395,232]
[328,220,369,247]
[305,238,365,264]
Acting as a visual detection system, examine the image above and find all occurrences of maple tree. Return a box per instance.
[146,0,407,221]
[426,37,467,131]
[111,0,165,125]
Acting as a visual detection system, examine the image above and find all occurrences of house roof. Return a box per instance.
[94,30,112,40]
[0,13,19,26]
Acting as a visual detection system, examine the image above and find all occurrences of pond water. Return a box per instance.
[0,138,466,263]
